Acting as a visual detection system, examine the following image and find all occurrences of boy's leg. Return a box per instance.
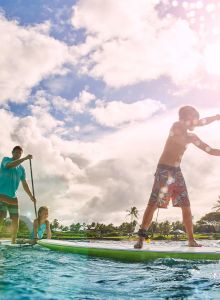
[134,203,157,249]
[134,165,169,249]
[0,202,7,233]
[10,216,19,244]
[0,212,6,233]
[8,202,19,244]
[181,206,201,247]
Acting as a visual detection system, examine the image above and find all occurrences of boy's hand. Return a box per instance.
[25,154,33,160]
[30,195,36,203]
[216,114,220,120]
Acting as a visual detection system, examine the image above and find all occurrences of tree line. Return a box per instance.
[1,199,220,238]
[49,200,220,237]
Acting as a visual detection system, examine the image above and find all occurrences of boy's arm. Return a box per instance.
[6,155,32,169]
[21,180,36,203]
[46,220,52,239]
[196,114,220,127]
[189,133,220,156]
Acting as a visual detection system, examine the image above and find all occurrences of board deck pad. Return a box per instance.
[37,239,220,261]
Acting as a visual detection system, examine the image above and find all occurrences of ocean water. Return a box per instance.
[0,240,220,300]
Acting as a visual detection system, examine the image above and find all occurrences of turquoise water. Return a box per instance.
[0,240,220,300]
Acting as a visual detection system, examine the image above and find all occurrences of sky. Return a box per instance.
[0,0,220,226]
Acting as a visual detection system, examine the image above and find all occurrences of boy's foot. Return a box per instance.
[134,229,149,249]
[134,238,144,249]
[188,240,202,247]
[16,239,26,244]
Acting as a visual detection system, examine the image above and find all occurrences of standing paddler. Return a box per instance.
[0,146,36,243]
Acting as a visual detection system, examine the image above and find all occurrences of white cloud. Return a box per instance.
[204,42,220,75]
[0,14,70,103]
[0,109,19,153]
[90,98,165,127]
[71,90,96,113]
[71,0,202,88]
[50,89,96,116]
[72,0,155,39]
[31,106,64,134]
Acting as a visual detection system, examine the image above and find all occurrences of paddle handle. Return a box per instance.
[29,159,37,218]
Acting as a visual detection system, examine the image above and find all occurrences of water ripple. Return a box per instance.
[0,240,219,299]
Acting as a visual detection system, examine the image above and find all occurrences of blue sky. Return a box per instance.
[1,0,220,225]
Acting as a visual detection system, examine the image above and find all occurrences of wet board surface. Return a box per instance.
[37,239,220,262]
[0,240,32,248]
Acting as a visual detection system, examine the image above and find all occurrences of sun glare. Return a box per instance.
[204,44,220,75]
[160,0,220,76]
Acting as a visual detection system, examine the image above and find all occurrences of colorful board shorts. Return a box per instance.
[0,194,19,217]
[148,164,190,208]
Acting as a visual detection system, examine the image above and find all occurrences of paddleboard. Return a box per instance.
[0,239,32,248]
[37,239,220,262]
[0,239,11,246]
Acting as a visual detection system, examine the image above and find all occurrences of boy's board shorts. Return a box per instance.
[148,164,190,208]
[0,194,19,217]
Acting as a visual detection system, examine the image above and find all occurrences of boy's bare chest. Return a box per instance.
[166,135,189,150]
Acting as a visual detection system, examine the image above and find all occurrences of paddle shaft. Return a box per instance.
[29,159,37,218]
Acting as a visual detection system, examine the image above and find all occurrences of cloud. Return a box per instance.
[0,14,70,104]
[28,92,64,134]
[44,88,166,130]
[90,98,165,127]
[71,0,202,88]
[0,109,19,153]
[50,89,96,115]
[71,90,96,113]
[204,42,220,76]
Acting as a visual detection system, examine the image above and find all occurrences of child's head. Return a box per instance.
[12,145,23,160]
[179,106,199,130]
[38,206,49,220]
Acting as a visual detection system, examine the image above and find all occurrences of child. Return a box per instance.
[16,206,51,244]
[0,146,36,244]
[134,106,220,249]
[31,206,51,243]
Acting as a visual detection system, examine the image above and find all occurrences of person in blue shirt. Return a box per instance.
[0,146,36,243]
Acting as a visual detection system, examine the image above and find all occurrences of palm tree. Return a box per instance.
[51,219,60,231]
[212,196,220,212]
[126,206,139,223]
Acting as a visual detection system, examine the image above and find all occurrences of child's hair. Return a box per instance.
[179,106,199,121]
[37,206,48,224]
[12,145,23,152]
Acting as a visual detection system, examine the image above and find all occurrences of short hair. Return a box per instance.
[12,145,23,152]
[179,106,199,121]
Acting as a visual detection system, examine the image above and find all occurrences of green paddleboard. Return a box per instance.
[37,239,220,262]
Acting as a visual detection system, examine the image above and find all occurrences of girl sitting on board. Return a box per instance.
[17,206,51,244]
[31,206,51,243]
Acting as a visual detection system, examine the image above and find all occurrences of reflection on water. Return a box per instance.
[0,240,219,299]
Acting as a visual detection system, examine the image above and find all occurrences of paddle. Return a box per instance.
[29,159,37,218]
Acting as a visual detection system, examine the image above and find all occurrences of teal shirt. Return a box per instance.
[0,157,26,198]
[30,223,47,239]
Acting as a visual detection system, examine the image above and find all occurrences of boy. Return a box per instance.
[0,146,36,243]
[134,106,220,249]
